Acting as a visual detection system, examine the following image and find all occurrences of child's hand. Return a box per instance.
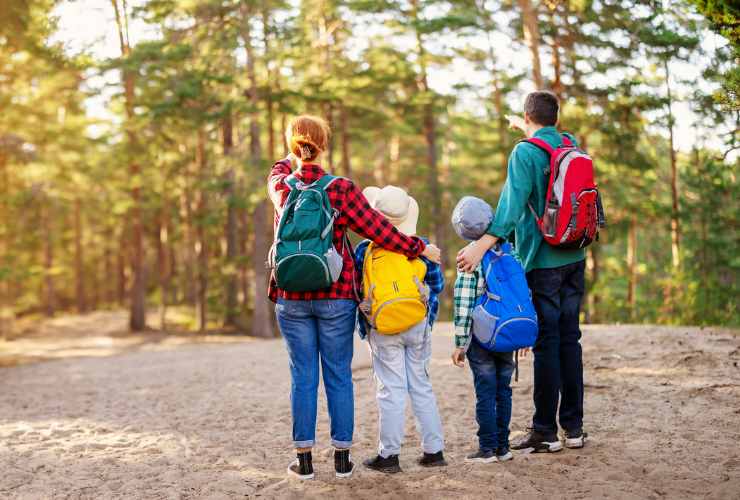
[422,243,441,264]
[505,114,526,132]
[451,348,466,367]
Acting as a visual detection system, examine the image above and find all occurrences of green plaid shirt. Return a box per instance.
[453,264,486,351]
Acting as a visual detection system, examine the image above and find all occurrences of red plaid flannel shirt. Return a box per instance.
[267,160,426,302]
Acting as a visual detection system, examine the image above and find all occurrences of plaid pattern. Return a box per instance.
[453,263,486,350]
[268,161,426,302]
[354,238,444,339]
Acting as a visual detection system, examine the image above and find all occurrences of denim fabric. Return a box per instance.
[526,259,586,434]
[368,319,445,457]
[276,299,357,449]
[466,339,515,452]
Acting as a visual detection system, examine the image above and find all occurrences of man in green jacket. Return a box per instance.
[457,91,587,453]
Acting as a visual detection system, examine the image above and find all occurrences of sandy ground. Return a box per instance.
[1,319,739,499]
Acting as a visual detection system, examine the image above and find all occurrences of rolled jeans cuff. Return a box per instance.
[294,439,315,449]
[332,439,352,449]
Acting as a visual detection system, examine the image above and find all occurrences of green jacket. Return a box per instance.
[487,126,585,272]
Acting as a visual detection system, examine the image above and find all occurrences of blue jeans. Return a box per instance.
[275,299,357,449]
[467,339,515,452]
[526,259,585,435]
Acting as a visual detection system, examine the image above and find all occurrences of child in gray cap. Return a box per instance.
[450,196,516,464]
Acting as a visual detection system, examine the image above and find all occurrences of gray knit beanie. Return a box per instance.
[451,196,494,241]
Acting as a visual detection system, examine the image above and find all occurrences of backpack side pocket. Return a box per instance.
[472,305,498,347]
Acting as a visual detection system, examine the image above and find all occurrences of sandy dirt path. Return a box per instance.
[1,323,739,499]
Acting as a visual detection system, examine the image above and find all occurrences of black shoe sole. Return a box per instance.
[363,464,402,474]
[418,460,447,467]
[532,441,563,453]
[512,441,563,453]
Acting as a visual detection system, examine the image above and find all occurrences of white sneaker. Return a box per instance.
[465,449,498,464]
[564,430,588,449]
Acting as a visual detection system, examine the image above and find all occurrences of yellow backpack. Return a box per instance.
[361,243,429,335]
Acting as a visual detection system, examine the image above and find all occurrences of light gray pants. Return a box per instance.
[369,319,445,458]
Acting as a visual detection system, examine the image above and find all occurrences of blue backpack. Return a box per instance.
[471,243,538,352]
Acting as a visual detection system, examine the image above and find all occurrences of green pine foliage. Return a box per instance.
[0,0,737,335]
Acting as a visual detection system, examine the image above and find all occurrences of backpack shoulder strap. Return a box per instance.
[481,251,494,286]
[560,134,573,147]
[521,137,555,156]
[364,242,377,295]
[480,251,501,302]
[285,174,299,190]
[314,174,340,191]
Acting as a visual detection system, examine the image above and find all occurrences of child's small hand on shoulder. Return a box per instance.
[451,348,466,368]
[422,243,441,264]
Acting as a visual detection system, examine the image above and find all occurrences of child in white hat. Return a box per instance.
[355,185,446,473]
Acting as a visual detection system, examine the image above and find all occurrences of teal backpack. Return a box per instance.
[271,174,344,292]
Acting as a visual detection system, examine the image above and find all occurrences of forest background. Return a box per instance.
[1,0,737,338]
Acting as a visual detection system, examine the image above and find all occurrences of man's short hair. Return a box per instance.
[524,91,559,126]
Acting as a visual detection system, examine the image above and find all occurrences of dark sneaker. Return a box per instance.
[496,448,513,462]
[287,451,314,480]
[418,451,447,467]
[563,429,588,449]
[465,449,497,464]
[511,429,563,453]
[363,454,402,474]
[334,448,355,478]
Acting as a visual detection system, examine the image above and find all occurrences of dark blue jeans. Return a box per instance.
[275,299,357,449]
[467,339,515,452]
[526,259,585,435]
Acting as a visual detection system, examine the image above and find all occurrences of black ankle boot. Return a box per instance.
[418,450,447,467]
[287,451,314,480]
[334,448,355,478]
[363,454,402,474]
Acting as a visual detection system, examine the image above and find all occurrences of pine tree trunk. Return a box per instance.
[549,7,564,98]
[117,225,127,306]
[74,197,87,313]
[112,0,146,330]
[412,1,445,264]
[263,10,276,162]
[0,152,7,340]
[183,162,197,306]
[129,160,146,331]
[243,11,274,338]
[196,129,209,333]
[104,228,114,304]
[339,104,352,177]
[627,216,637,320]
[223,115,240,329]
[157,206,171,330]
[585,245,600,323]
[43,199,55,317]
[518,0,544,88]
[664,59,680,270]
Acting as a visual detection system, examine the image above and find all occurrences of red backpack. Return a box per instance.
[523,135,606,249]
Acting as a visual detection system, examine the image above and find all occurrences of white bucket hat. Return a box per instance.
[363,185,419,236]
